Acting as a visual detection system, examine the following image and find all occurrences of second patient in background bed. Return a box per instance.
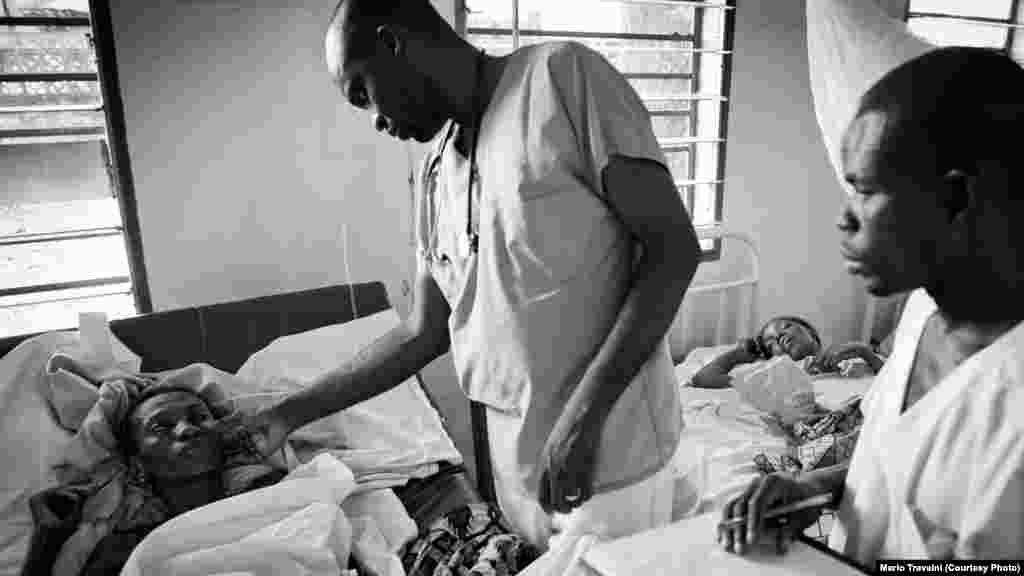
[690,315,885,390]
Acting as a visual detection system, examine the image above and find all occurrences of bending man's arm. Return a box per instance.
[539,156,700,512]
[269,269,452,434]
[568,156,699,421]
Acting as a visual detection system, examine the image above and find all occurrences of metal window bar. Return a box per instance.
[0,12,134,311]
[0,276,131,300]
[1007,0,1022,53]
[623,72,693,79]
[906,12,1024,29]
[467,27,694,42]
[0,72,98,82]
[659,136,724,151]
[0,104,103,114]
[689,5,703,207]
[644,94,728,102]
[599,0,734,9]
[468,0,731,257]
[0,126,104,139]
[0,16,90,26]
[0,226,122,247]
[0,286,131,309]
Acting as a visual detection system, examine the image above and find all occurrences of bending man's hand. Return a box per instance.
[717,472,827,555]
[537,409,602,515]
[219,408,292,460]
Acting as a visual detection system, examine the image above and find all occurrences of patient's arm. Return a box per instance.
[810,341,884,374]
[691,341,759,389]
[266,269,452,440]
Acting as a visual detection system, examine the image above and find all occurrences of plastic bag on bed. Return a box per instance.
[731,355,819,425]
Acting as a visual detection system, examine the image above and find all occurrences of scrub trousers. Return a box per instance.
[486,405,675,576]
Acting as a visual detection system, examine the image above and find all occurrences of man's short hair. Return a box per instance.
[855,47,1024,180]
[329,0,444,60]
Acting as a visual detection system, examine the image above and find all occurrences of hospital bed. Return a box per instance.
[0,282,483,575]
[463,226,879,554]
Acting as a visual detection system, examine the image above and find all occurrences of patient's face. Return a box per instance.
[130,391,224,480]
[837,111,945,297]
[760,318,819,361]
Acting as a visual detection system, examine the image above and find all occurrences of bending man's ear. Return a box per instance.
[941,168,972,224]
[376,25,402,57]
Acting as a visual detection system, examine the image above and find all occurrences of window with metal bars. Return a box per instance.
[460,0,735,257]
[0,0,148,338]
[906,0,1024,63]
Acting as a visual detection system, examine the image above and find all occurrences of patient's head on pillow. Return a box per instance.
[119,386,225,480]
[756,316,821,361]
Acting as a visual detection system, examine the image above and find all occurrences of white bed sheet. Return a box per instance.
[669,349,873,520]
[0,323,140,576]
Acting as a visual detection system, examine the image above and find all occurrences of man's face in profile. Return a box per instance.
[837,111,945,297]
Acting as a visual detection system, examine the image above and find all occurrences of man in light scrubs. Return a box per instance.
[245,0,701,571]
[718,47,1024,565]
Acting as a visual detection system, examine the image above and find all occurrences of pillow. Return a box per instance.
[0,316,140,576]
[235,309,462,472]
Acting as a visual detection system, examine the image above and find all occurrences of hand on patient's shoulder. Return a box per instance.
[215,409,290,461]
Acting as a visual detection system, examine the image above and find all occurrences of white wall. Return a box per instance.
[720,0,907,348]
[721,0,861,348]
[109,0,421,315]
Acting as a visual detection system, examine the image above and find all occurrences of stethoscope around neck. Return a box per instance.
[423,51,486,266]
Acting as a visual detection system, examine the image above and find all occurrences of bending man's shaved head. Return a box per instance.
[854,47,1024,184]
[327,0,446,60]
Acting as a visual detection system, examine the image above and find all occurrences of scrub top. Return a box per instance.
[413,41,683,497]
[829,289,1024,562]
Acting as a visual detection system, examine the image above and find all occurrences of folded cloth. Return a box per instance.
[23,357,289,576]
[120,454,358,576]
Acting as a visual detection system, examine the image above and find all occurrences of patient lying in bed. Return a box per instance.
[21,360,539,576]
[691,315,884,390]
[20,383,286,576]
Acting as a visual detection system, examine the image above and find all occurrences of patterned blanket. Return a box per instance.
[403,502,540,576]
[754,397,863,475]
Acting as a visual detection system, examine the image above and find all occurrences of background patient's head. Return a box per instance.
[122,387,224,480]
[757,316,821,361]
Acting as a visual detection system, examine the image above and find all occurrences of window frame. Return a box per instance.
[0,0,151,328]
[904,0,1024,56]
[456,0,736,262]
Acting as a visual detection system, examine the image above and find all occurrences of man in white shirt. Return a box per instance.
[718,47,1024,565]
[245,0,701,571]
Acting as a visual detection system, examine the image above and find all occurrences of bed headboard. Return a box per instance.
[667,225,761,360]
[0,282,391,372]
